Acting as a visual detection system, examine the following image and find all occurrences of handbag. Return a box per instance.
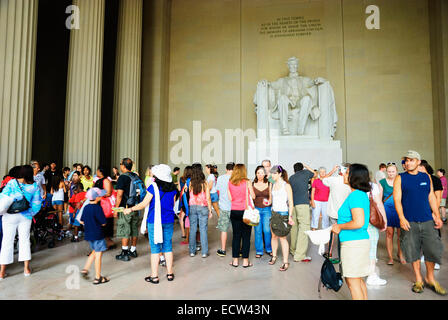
[242,181,260,227]
[7,180,31,214]
[369,192,385,229]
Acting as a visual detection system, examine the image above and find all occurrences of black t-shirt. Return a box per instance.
[431,174,443,192]
[115,174,132,207]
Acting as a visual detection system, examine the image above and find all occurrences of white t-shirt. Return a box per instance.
[368,182,380,198]
[34,172,46,198]
[207,174,217,194]
[375,170,386,183]
[322,176,351,220]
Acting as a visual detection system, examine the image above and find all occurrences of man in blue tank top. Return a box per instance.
[393,150,445,296]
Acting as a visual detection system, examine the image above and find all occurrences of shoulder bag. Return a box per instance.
[7,180,31,214]
[242,181,260,227]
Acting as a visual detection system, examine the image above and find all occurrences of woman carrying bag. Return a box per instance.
[0,165,43,280]
[269,165,295,271]
[228,164,255,268]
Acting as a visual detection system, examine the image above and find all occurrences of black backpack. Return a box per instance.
[318,232,343,298]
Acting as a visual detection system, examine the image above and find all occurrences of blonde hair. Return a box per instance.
[230,164,248,185]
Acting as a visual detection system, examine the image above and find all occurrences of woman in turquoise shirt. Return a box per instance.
[332,164,371,300]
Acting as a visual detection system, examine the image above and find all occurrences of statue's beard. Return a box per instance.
[289,71,299,77]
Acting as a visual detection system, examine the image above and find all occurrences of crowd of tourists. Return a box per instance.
[0,150,445,300]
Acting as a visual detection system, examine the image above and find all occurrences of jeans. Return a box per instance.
[230,210,252,258]
[189,205,209,255]
[311,200,329,229]
[0,213,32,265]
[254,206,272,255]
[148,223,174,254]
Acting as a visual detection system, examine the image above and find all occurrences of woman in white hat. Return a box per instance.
[123,164,179,284]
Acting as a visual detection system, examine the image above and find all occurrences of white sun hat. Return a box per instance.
[151,164,172,183]
[305,226,332,255]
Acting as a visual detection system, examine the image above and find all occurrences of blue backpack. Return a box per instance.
[123,172,147,206]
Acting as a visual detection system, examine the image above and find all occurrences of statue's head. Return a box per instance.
[286,56,299,73]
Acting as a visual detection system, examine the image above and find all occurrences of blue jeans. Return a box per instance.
[147,223,174,254]
[189,205,209,255]
[254,206,272,255]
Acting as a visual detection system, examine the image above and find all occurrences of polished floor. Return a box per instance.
[0,214,447,300]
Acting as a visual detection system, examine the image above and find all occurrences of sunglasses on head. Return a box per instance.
[387,162,396,165]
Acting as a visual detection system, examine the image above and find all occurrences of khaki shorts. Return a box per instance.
[341,239,370,278]
[116,211,140,238]
[440,198,446,207]
[217,209,231,232]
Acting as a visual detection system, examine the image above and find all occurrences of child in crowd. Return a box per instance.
[68,183,86,242]
[80,187,110,285]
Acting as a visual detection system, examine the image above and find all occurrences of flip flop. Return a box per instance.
[243,262,253,268]
[229,262,238,267]
[80,269,89,279]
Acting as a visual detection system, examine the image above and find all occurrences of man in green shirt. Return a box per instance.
[171,167,180,187]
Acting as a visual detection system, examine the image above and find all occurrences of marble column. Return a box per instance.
[111,0,143,170]
[64,0,105,171]
[0,0,39,175]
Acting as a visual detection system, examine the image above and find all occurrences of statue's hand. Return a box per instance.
[314,77,326,85]
[259,79,269,86]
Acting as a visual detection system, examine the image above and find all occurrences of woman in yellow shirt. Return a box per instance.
[80,166,94,191]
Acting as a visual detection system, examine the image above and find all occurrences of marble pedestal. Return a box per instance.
[247,135,343,179]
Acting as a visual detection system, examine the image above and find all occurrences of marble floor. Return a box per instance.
[0,214,447,300]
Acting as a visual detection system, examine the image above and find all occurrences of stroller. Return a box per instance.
[29,197,64,250]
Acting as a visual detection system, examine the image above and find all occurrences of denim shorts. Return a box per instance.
[52,200,64,206]
[210,192,219,203]
[69,211,81,227]
[88,239,107,252]
[147,223,174,254]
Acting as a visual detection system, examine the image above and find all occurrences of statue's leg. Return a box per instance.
[297,96,312,135]
[278,95,290,135]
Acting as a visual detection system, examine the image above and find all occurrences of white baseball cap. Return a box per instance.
[151,164,172,183]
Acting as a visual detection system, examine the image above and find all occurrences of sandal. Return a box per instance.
[425,281,447,296]
[412,281,424,293]
[255,254,262,259]
[387,259,394,265]
[279,263,290,271]
[80,269,89,279]
[229,262,238,268]
[167,274,175,281]
[93,276,110,285]
[268,256,278,265]
[243,262,253,268]
[144,276,159,284]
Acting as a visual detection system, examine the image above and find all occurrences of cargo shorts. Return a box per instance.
[217,209,231,232]
[116,211,140,238]
[400,220,443,264]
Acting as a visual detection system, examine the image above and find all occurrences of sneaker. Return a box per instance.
[129,250,138,258]
[202,254,209,258]
[435,263,441,270]
[70,236,79,243]
[301,257,312,262]
[367,274,387,286]
[159,259,166,267]
[196,245,201,252]
[116,250,131,261]
[190,253,195,257]
[217,249,226,257]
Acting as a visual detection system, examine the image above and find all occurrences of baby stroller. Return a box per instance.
[29,198,64,249]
